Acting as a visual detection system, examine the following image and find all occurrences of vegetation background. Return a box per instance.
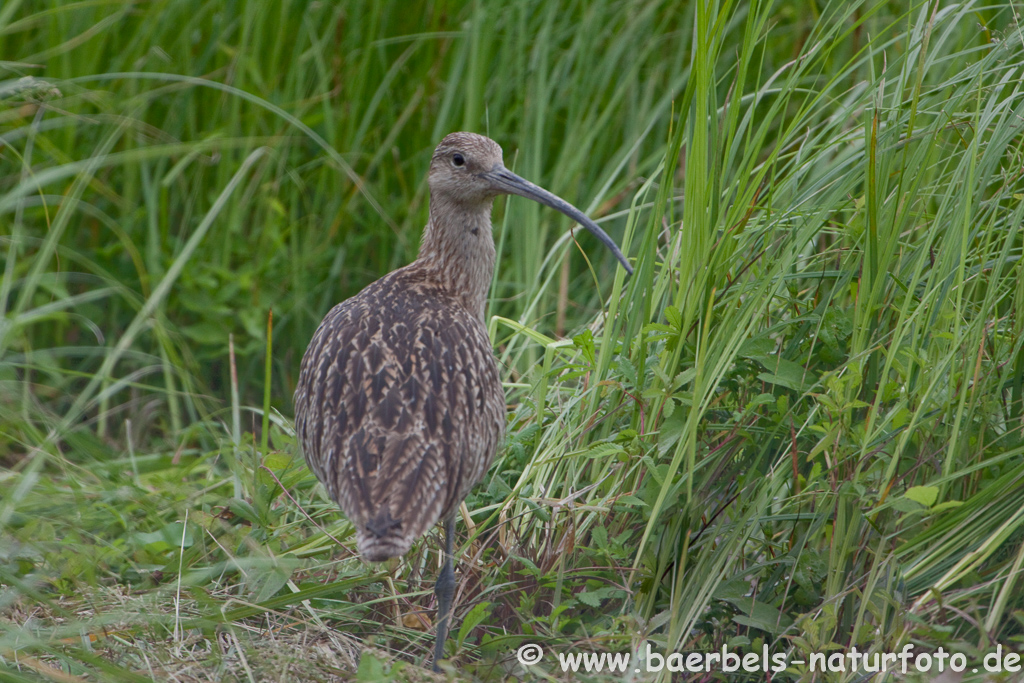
[2,0,1023,681]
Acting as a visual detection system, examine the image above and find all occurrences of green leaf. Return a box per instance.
[723,597,794,635]
[929,500,964,513]
[819,309,853,348]
[642,322,676,336]
[133,521,193,553]
[356,651,387,681]
[521,498,551,522]
[891,496,927,512]
[713,578,750,600]
[745,393,776,410]
[904,486,939,508]
[672,367,697,390]
[728,635,751,649]
[456,601,491,648]
[255,562,295,602]
[582,442,625,459]
[739,337,774,358]
[616,355,638,386]
[572,329,596,365]
[759,372,800,391]
[756,357,815,391]
[229,499,261,524]
[263,452,295,472]
[658,408,687,455]
[664,305,682,330]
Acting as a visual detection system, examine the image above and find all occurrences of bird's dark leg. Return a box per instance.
[432,514,456,672]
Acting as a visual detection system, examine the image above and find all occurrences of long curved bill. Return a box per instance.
[483,166,633,275]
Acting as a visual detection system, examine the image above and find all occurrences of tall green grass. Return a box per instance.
[2,0,1023,681]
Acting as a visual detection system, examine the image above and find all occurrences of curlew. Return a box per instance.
[294,132,632,670]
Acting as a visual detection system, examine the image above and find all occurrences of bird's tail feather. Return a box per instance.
[357,510,413,561]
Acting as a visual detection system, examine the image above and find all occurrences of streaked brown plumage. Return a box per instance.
[294,132,631,669]
[295,258,505,561]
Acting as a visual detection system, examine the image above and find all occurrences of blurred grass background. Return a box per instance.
[2,0,1024,681]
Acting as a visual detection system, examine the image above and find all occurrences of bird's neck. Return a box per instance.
[417,194,497,322]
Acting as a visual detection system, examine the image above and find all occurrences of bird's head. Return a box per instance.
[428,132,505,203]
[427,132,633,274]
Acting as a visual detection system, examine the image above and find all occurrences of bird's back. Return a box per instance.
[294,264,505,561]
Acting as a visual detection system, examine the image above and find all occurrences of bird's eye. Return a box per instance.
[452,153,465,167]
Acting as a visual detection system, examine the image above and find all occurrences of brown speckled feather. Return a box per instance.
[295,262,504,561]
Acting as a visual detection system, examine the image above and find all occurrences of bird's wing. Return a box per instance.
[294,275,504,559]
